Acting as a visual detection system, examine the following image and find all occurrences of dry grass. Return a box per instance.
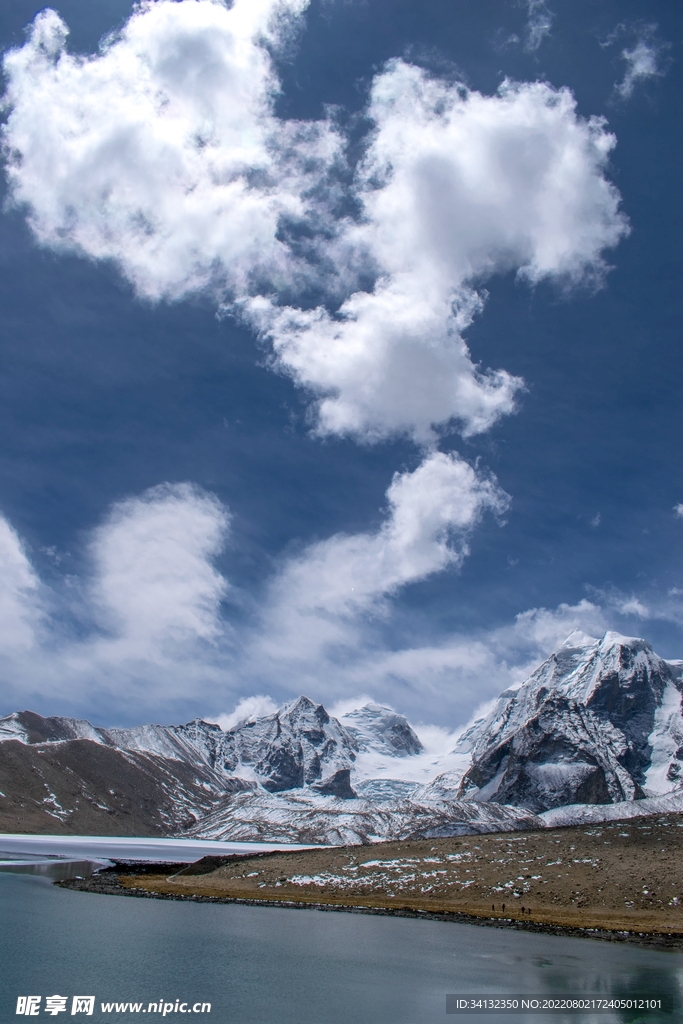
[118,812,683,935]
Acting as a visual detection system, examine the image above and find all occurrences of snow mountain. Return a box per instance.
[451,630,683,813]
[0,696,359,798]
[2,630,683,842]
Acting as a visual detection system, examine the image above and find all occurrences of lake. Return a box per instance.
[2,867,683,1023]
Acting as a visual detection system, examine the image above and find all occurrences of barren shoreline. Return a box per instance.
[57,812,683,949]
[60,866,683,951]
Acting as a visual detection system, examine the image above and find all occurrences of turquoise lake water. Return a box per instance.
[2,871,682,1023]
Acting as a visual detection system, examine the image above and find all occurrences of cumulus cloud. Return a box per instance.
[1,0,336,302]
[674,504,683,520]
[251,65,628,442]
[3,7,628,445]
[247,279,521,444]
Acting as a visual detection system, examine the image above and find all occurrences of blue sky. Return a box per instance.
[0,0,680,729]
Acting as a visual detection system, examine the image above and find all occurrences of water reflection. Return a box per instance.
[0,857,109,879]
[611,968,682,1023]
[474,950,682,1019]
[2,872,682,1023]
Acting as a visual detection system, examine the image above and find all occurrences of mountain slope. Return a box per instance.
[451,631,683,813]
[0,737,249,836]
[2,630,683,841]
[182,787,543,845]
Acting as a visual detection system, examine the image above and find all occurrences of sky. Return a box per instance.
[0,0,680,731]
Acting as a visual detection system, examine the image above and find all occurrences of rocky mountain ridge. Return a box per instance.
[2,630,682,843]
[451,631,683,812]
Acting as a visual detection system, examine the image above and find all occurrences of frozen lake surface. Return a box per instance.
[0,832,316,862]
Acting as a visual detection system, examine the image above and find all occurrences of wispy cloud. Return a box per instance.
[0,484,234,715]
[591,585,683,631]
[603,23,671,101]
[248,451,509,674]
[88,483,230,658]
[498,2,554,55]
[0,516,45,652]
[0,455,507,719]
[523,1,554,53]
[0,481,679,729]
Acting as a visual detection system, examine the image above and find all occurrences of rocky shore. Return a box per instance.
[59,812,683,949]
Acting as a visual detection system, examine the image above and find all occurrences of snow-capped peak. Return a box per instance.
[453,630,682,812]
[340,702,423,757]
[560,628,598,649]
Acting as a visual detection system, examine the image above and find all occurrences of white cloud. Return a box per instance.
[88,482,230,660]
[253,65,628,442]
[4,8,629,445]
[0,516,44,652]
[209,695,278,731]
[215,590,680,733]
[253,452,508,670]
[237,597,611,727]
[361,67,626,288]
[247,279,521,444]
[0,486,679,728]
[674,504,683,520]
[523,1,553,53]
[0,459,506,716]
[1,0,336,302]
[614,596,650,618]
[604,23,670,101]
[595,587,683,630]
[616,40,663,99]
[0,484,234,713]
[328,694,377,720]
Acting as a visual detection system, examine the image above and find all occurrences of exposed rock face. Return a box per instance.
[454,632,683,813]
[309,768,356,799]
[225,696,359,793]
